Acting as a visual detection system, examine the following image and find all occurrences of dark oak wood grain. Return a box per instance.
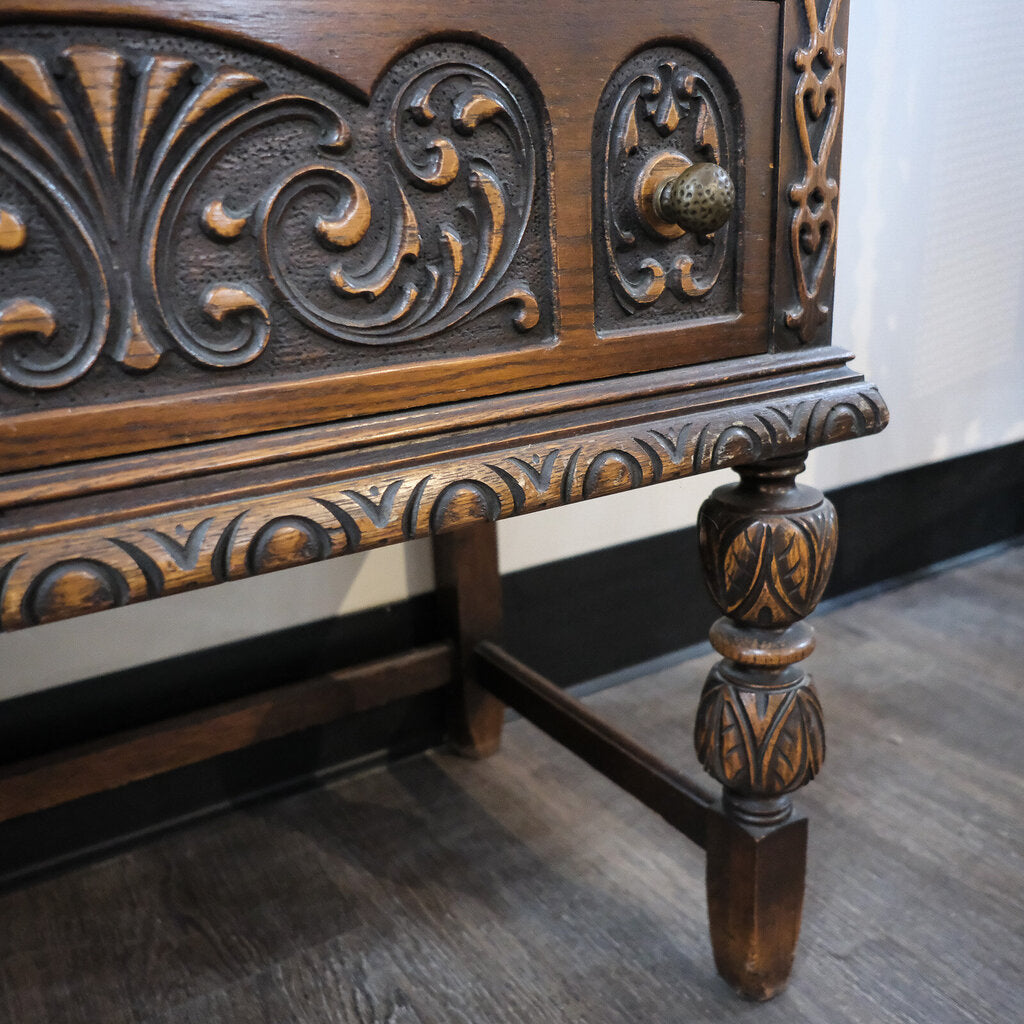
[0,643,453,822]
[433,522,505,758]
[692,456,838,996]
[705,811,809,1001]
[0,0,784,468]
[0,348,860,489]
[0,0,885,1003]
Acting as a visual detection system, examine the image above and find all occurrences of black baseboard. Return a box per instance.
[0,595,441,765]
[2,439,1021,886]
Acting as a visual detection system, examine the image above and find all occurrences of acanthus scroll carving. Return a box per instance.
[594,46,739,330]
[0,29,551,390]
[787,0,845,343]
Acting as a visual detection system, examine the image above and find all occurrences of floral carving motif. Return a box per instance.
[787,0,846,343]
[595,47,737,325]
[0,32,547,390]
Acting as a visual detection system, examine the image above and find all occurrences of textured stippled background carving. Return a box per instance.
[593,45,741,333]
[0,25,554,410]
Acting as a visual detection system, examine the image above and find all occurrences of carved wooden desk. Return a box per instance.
[0,0,886,1001]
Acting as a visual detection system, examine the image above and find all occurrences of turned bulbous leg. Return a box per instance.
[695,456,837,999]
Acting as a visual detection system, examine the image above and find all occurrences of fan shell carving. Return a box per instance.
[0,27,553,391]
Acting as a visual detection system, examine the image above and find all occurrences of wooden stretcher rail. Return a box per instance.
[0,643,454,823]
[474,640,718,848]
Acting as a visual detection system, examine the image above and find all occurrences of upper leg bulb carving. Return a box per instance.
[699,477,837,629]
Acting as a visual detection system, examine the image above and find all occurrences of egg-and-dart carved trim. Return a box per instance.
[0,384,886,631]
[786,0,845,343]
[0,30,547,390]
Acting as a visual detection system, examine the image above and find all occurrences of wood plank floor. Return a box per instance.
[1,547,1021,1023]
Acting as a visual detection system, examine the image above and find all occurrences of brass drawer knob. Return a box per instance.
[654,162,735,234]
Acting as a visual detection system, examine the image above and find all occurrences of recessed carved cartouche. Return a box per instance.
[0,28,551,391]
[0,385,884,631]
[787,0,845,343]
[695,458,836,826]
[594,46,739,329]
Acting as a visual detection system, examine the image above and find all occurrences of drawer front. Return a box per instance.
[0,1,847,469]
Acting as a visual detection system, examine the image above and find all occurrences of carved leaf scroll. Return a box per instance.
[0,30,550,390]
[695,663,825,795]
[700,502,838,628]
[594,47,739,330]
[787,0,845,343]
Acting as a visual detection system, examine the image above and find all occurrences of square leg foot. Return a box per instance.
[705,810,808,1000]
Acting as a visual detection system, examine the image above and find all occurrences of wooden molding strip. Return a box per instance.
[0,376,887,632]
[2,349,855,510]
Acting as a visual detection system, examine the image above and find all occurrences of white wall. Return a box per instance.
[2,0,1022,699]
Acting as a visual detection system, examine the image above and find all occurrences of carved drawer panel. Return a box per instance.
[0,29,554,392]
[0,0,848,470]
